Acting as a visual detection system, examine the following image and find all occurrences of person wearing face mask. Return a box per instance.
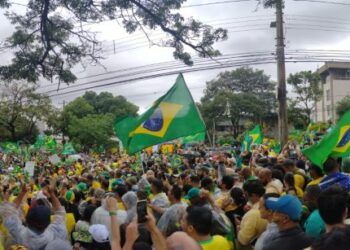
[262,195,312,250]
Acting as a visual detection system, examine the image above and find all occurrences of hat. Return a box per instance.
[77,182,88,192]
[185,188,200,200]
[26,205,51,231]
[89,224,109,243]
[111,179,124,189]
[266,195,302,221]
[65,190,75,203]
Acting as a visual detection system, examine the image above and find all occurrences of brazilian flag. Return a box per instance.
[114,74,206,154]
[241,125,263,152]
[303,110,350,167]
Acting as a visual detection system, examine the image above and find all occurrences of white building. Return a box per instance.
[313,62,350,123]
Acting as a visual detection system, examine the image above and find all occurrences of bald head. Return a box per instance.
[259,168,272,186]
[166,232,201,250]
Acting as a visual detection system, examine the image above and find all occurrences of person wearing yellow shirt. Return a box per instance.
[307,164,324,186]
[215,176,236,212]
[75,161,83,176]
[238,180,267,248]
[181,206,232,250]
[283,173,304,199]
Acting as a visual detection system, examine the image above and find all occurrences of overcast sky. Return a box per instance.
[1,0,350,112]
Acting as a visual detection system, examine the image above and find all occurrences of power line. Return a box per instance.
[293,0,350,6]
[41,49,350,96]
[46,55,350,99]
[182,0,252,8]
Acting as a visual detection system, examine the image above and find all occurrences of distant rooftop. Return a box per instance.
[318,62,350,76]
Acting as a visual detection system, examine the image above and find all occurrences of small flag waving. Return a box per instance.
[303,110,350,167]
[114,74,206,154]
[241,125,263,152]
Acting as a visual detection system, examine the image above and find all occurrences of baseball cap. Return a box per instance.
[77,182,88,192]
[185,187,200,200]
[265,195,302,221]
[89,224,109,243]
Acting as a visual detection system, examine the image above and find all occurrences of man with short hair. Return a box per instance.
[263,195,312,250]
[317,186,348,232]
[215,175,235,212]
[258,168,283,194]
[319,158,350,191]
[149,179,170,220]
[307,164,324,186]
[157,185,187,236]
[238,180,267,247]
[181,206,230,250]
[255,193,280,250]
[283,160,306,190]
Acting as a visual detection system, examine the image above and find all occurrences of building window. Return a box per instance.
[326,89,331,101]
[327,105,331,117]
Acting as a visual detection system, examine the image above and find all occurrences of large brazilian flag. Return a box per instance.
[114,74,206,154]
[303,110,350,167]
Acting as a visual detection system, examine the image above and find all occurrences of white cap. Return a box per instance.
[89,224,109,243]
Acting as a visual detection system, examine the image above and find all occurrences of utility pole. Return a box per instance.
[275,0,288,146]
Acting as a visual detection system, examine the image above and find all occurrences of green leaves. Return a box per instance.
[0,81,54,142]
[0,0,226,84]
[200,67,277,137]
[287,71,322,127]
[336,96,350,119]
[60,91,138,147]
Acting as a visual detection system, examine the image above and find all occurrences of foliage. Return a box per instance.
[56,91,138,147]
[68,114,114,147]
[287,71,322,127]
[336,96,350,119]
[200,67,277,137]
[218,135,235,145]
[0,0,227,84]
[0,81,54,142]
[288,100,309,130]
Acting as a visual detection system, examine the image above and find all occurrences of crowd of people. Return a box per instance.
[0,141,350,250]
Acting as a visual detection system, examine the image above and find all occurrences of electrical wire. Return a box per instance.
[293,0,350,6]
[46,54,350,99]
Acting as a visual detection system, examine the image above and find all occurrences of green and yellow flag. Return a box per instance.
[182,132,206,144]
[114,74,206,154]
[303,110,350,167]
[241,125,263,152]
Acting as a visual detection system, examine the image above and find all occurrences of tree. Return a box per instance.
[0,1,227,85]
[200,67,277,137]
[336,96,350,119]
[287,71,322,127]
[58,91,138,147]
[68,114,114,147]
[0,81,54,141]
[287,100,309,130]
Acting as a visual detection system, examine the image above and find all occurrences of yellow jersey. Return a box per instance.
[199,235,232,250]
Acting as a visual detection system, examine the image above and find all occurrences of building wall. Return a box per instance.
[314,77,350,122]
[333,79,350,106]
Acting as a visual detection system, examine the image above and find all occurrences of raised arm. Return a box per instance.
[107,197,122,250]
